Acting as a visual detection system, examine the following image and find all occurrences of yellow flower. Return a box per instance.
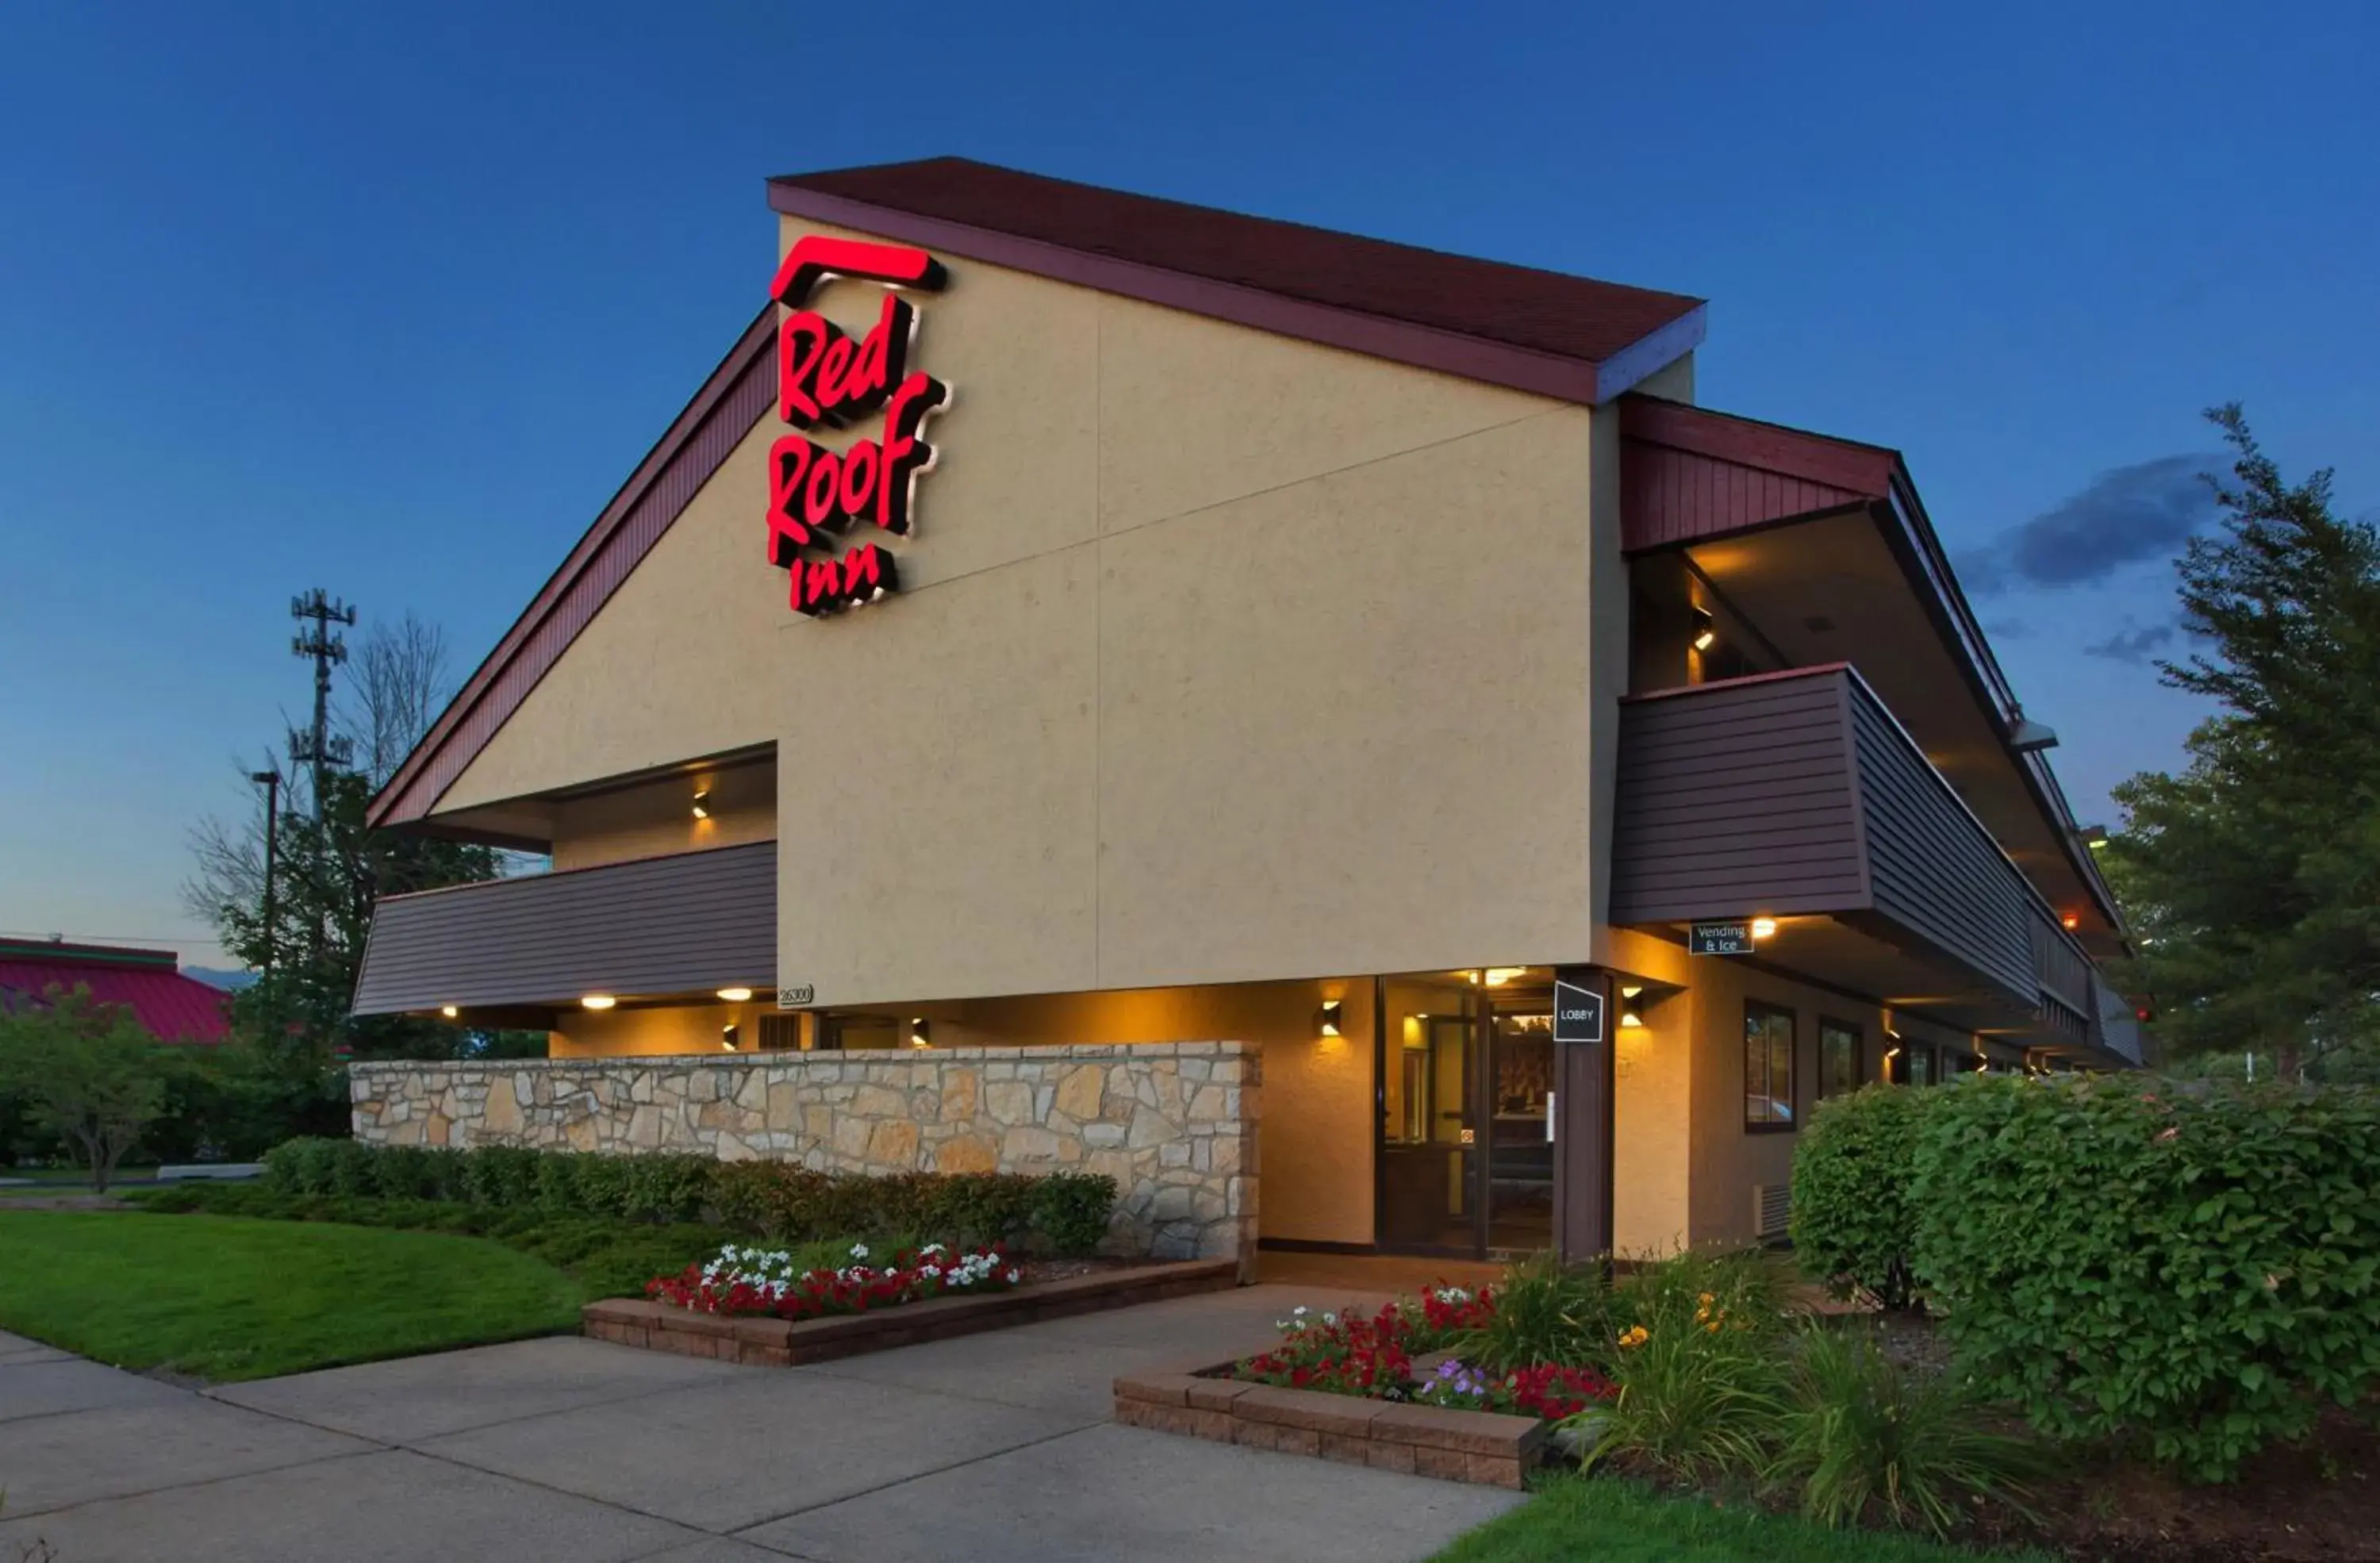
[1706,1320,1722,1334]
[1617,1324,1650,1349]
[1698,1292,1715,1305]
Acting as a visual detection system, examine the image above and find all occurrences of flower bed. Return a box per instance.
[647,1241,1019,1319]
[1114,1281,1615,1489]
[593,1253,1238,1366]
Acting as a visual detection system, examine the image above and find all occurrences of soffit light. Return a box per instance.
[440,1004,459,1019]
[716,987,754,1003]
[581,994,618,1011]
[1749,917,1779,940]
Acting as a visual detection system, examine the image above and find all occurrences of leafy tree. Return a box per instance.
[2104,405,2380,1077]
[0,985,168,1191]
[183,609,544,1069]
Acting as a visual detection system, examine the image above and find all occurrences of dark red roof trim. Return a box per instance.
[370,308,777,831]
[1619,397,1898,553]
[767,157,1706,405]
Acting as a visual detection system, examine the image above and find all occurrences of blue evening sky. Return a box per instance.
[2,2,2374,966]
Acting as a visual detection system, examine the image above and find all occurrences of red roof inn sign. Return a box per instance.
[762,236,953,616]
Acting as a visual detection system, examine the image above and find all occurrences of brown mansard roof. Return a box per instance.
[766,157,1706,404]
[372,159,1705,832]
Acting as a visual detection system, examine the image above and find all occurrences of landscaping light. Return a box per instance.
[1750,917,1778,940]
[716,986,753,1003]
[440,1004,459,1019]
[581,994,617,1011]
[1318,1000,1344,1038]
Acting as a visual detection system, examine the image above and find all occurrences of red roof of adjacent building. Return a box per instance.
[0,939,232,1045]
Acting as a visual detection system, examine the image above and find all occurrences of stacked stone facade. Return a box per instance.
[348,1042,1257,1265]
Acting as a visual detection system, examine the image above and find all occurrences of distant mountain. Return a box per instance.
[184,966,259,992]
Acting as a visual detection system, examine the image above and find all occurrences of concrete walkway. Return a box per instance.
[0,1284,1523,1562]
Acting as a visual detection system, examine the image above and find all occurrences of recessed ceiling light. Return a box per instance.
[716,987,753,1003]
[581,994,617,1011]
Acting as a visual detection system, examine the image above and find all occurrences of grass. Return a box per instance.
[125,1182,740,1300]
[0,1165,163,1193]
[0,1210,588,1381]
[1427,1477,2054,1563]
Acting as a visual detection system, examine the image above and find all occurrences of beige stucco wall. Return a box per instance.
[433,220,1603,1011]
[549,759,775,872]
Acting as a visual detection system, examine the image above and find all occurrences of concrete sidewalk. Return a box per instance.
[0,1285,1524,1562]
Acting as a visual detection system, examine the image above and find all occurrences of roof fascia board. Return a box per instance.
[368,307,778,830]
[770,180,1637,405]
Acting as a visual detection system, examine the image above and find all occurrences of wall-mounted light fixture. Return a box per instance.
[440,1004,459,1020]
[721,1022,741,1052]
[1318,1000,1345,1039]
[1691,607,1717,653]
[1619,1009,1645,1029]
[2080,823,2110,851]
[716,986,753,1003]
[908,1017,931,1048]
[691,788,712,820]
[2059,912,2080,931]
[581,993,617,1011]
[1750,916,1779,940]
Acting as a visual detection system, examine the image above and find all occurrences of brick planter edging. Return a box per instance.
[584,1258,1238,1367]
[1113,1369,1548,1489]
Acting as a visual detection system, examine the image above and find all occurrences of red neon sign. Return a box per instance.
[762,236,950,617]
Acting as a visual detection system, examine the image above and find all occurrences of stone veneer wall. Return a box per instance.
[347,1042,1257,1265]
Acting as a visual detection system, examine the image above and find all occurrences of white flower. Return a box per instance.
[1006,1269,1021,1283]
[1292,1306,1309,1317]
[849,1242,870,1260]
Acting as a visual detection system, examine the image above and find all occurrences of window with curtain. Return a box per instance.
[1744,1002,1796,1130]
[1818,1018,1863,1099]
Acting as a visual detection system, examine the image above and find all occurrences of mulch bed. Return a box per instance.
[1848,1311,2380,1563]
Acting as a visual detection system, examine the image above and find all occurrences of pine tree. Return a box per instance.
[2105,406,2380,1076]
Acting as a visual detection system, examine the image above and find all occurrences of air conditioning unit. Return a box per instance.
[1753,1183,1792,1242]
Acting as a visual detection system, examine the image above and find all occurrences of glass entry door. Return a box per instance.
[1376,973,1557,1257]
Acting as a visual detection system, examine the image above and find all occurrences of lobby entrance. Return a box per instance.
[1374,970,1557,1258]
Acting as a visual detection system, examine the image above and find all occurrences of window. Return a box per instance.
[1907,1046,1934,1087]
[1744,1002,1796,1131]
[1818,1018,1863,1099]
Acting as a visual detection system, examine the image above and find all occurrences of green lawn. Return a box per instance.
[0,1165,161,1194]
[1429,1477,2052,1563]
[0,1211,588,1381]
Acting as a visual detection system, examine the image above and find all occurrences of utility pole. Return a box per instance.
[288,589,356,816]
[249,768,282,977]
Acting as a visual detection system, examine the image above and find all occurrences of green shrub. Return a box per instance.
[263,1137,338,1193]
[1572,1250,1791,1483]
[1027,1172,1117,1257]
[620,1154,713,1223]
[1769,1325,2046,1536]
[1458,1251,1610,1372]
[251,1139,1118,1255]
[1913,1075,2380,1481]
[462,1146,543,1208]
[1791,1085,1933,1311]
[324,1139,380,1198]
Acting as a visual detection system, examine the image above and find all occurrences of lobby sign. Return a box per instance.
[1690,921,1755,956]
[1553,978,1605,1045]
[763,236,952,617]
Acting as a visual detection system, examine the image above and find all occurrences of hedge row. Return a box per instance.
[262,1139,1116,1257]
[1791,1076,2380,1480]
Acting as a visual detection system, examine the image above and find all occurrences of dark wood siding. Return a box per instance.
[1844,683,2036,1006]
[2029,908,2094,1018]
[351,842,775,1014]
[1610,671,1868,924]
